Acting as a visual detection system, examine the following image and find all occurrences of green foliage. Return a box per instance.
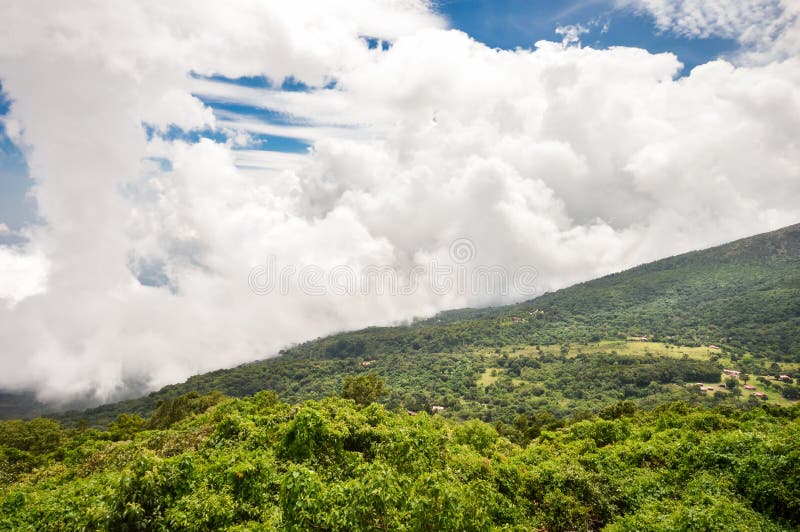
[0,417,66,483]
[0,417,64,454]
[341,373,385,406]
[453,419,498,454]
[2,395,800,530]
[107,413,146,441]
[325,338,366,359]
[599,400,638,420]
[148,391,227,429]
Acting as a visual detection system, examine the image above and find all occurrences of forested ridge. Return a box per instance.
[1,223,800,529]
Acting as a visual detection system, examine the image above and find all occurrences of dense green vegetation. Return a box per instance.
[2,392,799,530]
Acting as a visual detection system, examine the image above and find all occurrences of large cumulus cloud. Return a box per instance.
[0,1,798,405]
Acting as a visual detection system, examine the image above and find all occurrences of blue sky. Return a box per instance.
[0,1,741,235]
[439,0,738,72]
[0,82,35,239]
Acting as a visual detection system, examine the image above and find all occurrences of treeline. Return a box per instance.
[51,348,733,431]
[2,391,799,530]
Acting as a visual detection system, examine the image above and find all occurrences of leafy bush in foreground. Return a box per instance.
[1,392,799,530]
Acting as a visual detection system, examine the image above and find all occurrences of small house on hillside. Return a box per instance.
[753,392,767,399]
[723,369,740,377]
[431,405,445,413]
[709,345,720,350]
[743,385,756,390]
[779,374,792,381]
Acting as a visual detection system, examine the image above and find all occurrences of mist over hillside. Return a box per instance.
[3,221,790,427]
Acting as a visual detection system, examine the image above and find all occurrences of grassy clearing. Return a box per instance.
[561,340,713,359]
[478,368,499,388]
[488,340,716,360]
[691,373,795,406]
[746,377,797,407]
[476,341,799,406]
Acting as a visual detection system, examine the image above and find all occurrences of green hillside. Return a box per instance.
[35,222,800,430]
[2,223,800,530]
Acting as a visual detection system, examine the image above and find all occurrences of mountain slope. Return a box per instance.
[5,223,800,426]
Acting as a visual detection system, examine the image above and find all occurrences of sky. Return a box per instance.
[0,0,798,406]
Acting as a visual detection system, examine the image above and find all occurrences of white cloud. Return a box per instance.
[619,0,781,38]
[0,247,47,306]
[0,1,798,405]
[619,0,800,62]
[141,90,216,132]
[556,24,590,48]
[0,116,23,144]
